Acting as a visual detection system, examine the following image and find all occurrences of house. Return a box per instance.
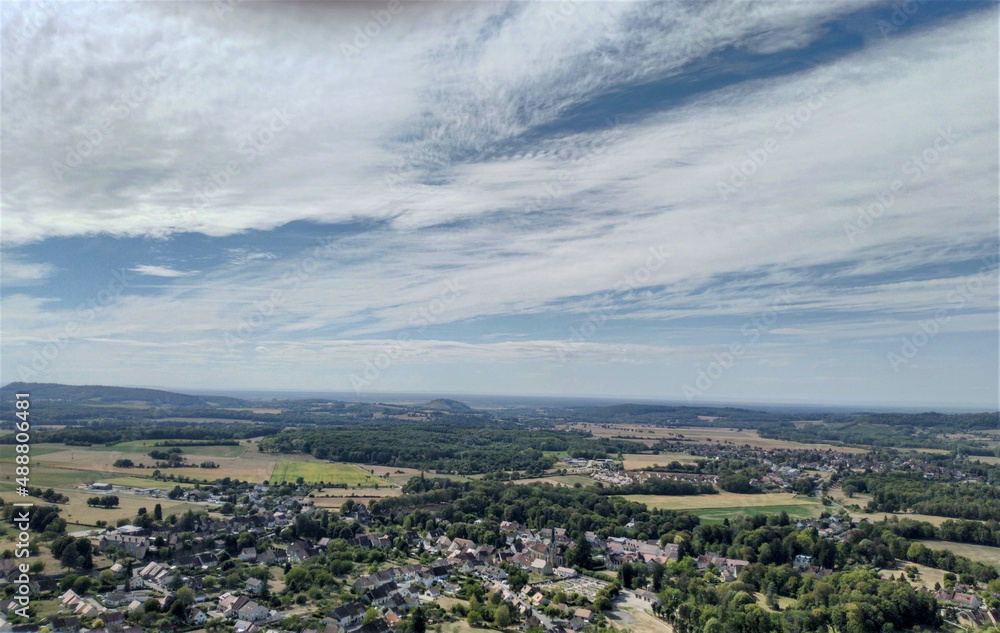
[574,608,592,622]
[365,584,397,608]
[793,555,813,570]
[49,616,81,633]
[246,578,264,595]
[234,620,258,633]
[239,547,258,562]
[555,566,578,578]
[529,559,552,576]
[237,599,270,622]
[328,603,367,627]
[187,607,208,626]
[101,611,125,628]
[287,541,313,563]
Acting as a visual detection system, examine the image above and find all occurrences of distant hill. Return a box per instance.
[420,398,473,412]
[0,382,250,408]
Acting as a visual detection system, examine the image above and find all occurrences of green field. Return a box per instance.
[694,505,821,524]
[0,445,66,462]
[0,465,102,489]
[625,492,824,522]
[102,476,196,490]
[270,461,391,486]
[87,440,246,458]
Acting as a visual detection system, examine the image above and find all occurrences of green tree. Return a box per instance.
[495,605,512,628]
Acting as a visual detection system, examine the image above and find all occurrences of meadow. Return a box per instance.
[625,492,825,522]
[86,439,247,458]
[270,461,391,486]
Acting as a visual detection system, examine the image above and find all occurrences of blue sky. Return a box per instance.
[1,1,997,409]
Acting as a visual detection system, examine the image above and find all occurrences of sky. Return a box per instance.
[1,1,997,410]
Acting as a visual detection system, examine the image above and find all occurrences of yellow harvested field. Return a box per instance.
[559,424,866,453]
[879,561,948,590]
[622,453,702,469]
[847,511,985,527]
[916,540,1000,568]
[625,491,818,510]
[310,492,402,508]
[360,464,425,485]
[0,483,207,527]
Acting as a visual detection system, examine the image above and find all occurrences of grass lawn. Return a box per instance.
[271,461,391,486]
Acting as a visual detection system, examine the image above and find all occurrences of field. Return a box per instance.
[516,475,597,488]
[0,479,207,526]
[560,424,867,453]
[622,453,703,469]
[87,440,247,458]
[916,540,1000,569]
[270,461,391,486]
[846,510,983,528]
[101,476,196,489]
[625,492,824,522]
[361,464,425,486]
[878,561,948,590]
[310,491,402,509]
[0,440,398,529]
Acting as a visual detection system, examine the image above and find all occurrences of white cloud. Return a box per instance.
[0,2,995,407]
[129,265,197,278]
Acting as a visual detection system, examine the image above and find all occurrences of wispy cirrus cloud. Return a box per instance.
[0,1,995,408]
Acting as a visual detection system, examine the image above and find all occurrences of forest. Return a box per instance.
[841,472,1000,521]
[257,421,641,475]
